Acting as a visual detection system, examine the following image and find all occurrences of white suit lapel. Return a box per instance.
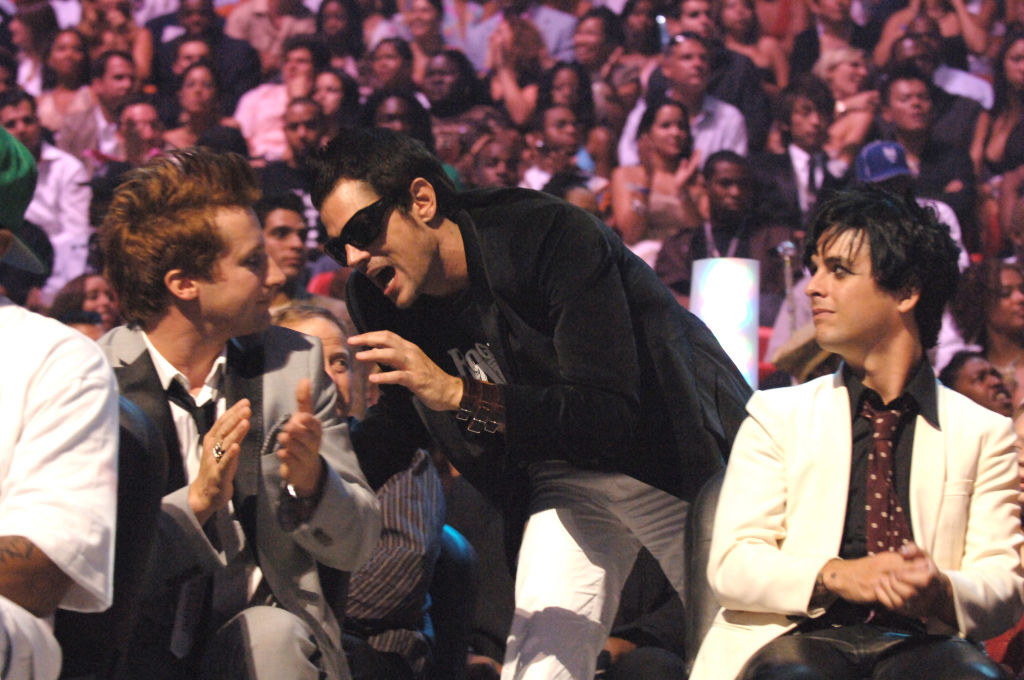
[909,382,946,557]
[813,372,855,555]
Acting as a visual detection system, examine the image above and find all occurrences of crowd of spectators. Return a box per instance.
[5,0,1024,677]
[1,0,1021,337]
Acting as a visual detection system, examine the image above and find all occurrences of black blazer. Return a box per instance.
[347,189,752,523]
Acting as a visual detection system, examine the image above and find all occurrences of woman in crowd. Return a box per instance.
[952,258,1024,407]
[620,0,662,70]
[813,47,878,163]
[9,1,58,96]
[49,272,120,334]
[977,23,1024,176]
[317,0,365,78]
[487,16,546,128]
[405,0,446,87]
[366,37,416,96]
[36,29,92,133]
[536,61,617,180]
[78,0,153,82]
[715,0,788,95]
[314,68,361,142]
[423,49,503,168]
[362,87,438,154]
[164,61,240,150]
[610,97,701,260]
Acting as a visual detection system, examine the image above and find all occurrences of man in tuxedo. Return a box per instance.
[691,186,1024,680]
[751,75,848,232]
[97,148,381,680]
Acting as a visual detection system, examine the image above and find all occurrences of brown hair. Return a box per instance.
[99,148,260,326]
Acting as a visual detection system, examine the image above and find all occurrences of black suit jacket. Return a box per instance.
[347,189,752,538]
[749,150,848,230]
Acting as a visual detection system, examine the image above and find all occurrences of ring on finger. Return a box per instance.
[213,441,226,463]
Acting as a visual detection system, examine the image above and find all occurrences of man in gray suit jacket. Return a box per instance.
[97,148,381,680]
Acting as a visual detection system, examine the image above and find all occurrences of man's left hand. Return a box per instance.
[277,379,324,497]
[349,330,464,412]
[874,543,957,626]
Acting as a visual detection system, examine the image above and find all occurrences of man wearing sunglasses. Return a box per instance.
[308,128,752,680]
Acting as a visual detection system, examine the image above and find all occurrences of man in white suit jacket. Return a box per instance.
[691,186,1024,680]
[97,148,381,680]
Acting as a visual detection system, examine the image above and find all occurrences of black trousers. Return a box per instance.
[739,620,1006,680]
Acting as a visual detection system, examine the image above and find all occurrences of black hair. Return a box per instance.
[254,192,306,226]
[578,7,626,47]
[879,61,931,106]
[316,0,365,58]
[702,149,748,181]
[937,349,988,389]
[178,58,221,96]
[0,47,16,87]
[114,92,157,120]
[620,0,662,56]
[775,74,834,144]
[993,22,1024,115]
[951,258,1024,348]
[309,127,458,216]
[41,28,89,91]
[359,88,436,154]
[90,49,133,81]
[283,33,330,72]
[537,61,596,131]
[0,88,36,114]
[637,95,688,139]
[803,185,960,349]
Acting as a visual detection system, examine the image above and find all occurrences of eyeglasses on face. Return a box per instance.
[324,197,392,265]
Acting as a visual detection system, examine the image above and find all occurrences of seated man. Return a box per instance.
[0,128,118,680]
[691,185,1024,680]
[98,148,380,680]
[256,192,346,320]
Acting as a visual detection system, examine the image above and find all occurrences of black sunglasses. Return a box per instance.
[324,198,392,265]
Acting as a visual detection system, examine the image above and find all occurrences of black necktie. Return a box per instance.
[807,154,820,205]
[166,379,216,437]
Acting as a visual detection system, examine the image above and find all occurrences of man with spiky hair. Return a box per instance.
[98,147,379,680]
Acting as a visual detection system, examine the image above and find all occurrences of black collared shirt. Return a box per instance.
[839,360,940,558]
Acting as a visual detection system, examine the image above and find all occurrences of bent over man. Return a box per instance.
[307,128,752,680]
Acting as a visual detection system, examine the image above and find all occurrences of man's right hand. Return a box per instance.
[819,553,907,603]
[188,399,251,525]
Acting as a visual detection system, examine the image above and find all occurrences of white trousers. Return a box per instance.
[0,595,61,680]
[500,463,690,680]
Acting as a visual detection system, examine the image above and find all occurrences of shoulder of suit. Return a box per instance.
[937,381,1014,432]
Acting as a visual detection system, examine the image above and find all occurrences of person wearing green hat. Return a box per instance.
[0,126,119,680]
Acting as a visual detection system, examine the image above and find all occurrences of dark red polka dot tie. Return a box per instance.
[860,401,912,554]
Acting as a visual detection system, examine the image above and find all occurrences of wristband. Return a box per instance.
[455,377,506,433]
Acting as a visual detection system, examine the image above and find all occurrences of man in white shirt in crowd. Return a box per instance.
[0,89,91,302]
[0,127,118,680]
[617,32,747,167]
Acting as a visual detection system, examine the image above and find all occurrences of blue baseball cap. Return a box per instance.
[855,140,911,184]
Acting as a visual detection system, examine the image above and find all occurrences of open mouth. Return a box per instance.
[374,265,396,290]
